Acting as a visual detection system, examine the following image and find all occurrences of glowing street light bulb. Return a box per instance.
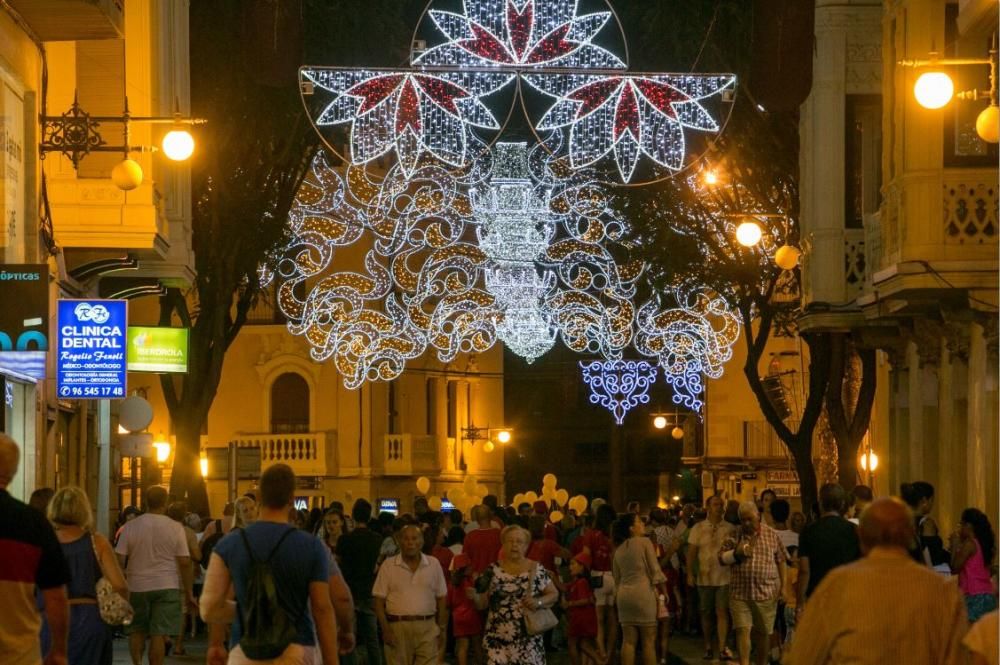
[162,129,195,161]
[153,437,171,464]
[483,441,496,453]
[653,415,668,430]
[671,426,685,440]
[199,453,209,478]
[914,71,954,109]
[736,220,763,247]
[860,450,879,472]
[496,430,512,444]
[671,495,680,503]
[703,170,719,186]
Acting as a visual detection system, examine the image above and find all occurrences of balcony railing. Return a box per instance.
[942,174,998,246]
[230,432,330,477]
[384,433,439,476]
[844,229,866,300]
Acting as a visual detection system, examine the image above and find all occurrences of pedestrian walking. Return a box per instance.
[901,481,950,572]
[580,503,618,664]
[320,507,346,555]
[949,508,998,622]
[475,525,559,665]
[200,463,338,665]
[787,498,968,665]
[337,498,386,665]
[796,484,860,610]
[115,485,194,665]
[685,494,736,662]
[0,435,71,665]
[563,552,606,665]
[464,505,503,574]
[167,501,201,656]
[48,486,128,665]
[373,525,448,665]
[447,554,484,665]
[719,502,786,665]
[612,513,667,665]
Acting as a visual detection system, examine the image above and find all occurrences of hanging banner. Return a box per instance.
[57,299,127,398]
[127,326,189,373]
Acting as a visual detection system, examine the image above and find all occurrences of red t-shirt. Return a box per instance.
[527,538,561,574]
[566,577,598,638]
[464,528,502,573]
[580,529,612,572]
[447,577,483,637]
[432,545,453,575]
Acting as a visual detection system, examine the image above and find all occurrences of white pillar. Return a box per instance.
[936,337,954,535]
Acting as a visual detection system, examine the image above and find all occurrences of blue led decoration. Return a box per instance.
[579,359,658,425]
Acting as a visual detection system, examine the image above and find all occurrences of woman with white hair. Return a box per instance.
[48,486,128,664]
[474,524,559,665]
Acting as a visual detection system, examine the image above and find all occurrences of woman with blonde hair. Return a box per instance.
[233,494,258,529]
[48,486,128,664]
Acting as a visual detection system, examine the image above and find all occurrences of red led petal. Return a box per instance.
[414,75,468,116]
[507,0,533,59]
[395,78,421,134]
[634,79,689,119]
[460,23,514,64]
[527,24,575,64]
[348,74,406,114]
[613,83,639,140]
[568,77,622,117]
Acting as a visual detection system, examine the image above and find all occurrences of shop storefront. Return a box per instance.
[0,367,37,500]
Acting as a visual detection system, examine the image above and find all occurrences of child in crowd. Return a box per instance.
[562,553,607,665]
[449,554,484,665]
[782,545,800,648]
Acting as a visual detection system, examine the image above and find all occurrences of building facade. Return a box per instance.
[0,0,195,528]
[799,0,999,532]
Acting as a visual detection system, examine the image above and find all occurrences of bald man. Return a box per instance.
[0,434,71,665]
[788,498,968,665]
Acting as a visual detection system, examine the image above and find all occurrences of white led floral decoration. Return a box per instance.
[579,360,658,425]
[299,0,735,184]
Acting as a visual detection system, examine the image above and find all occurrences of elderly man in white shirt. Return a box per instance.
[373,524,448,665]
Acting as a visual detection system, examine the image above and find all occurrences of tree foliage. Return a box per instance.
[160,1,415,512]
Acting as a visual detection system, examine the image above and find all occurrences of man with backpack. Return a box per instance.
[200,464,338,664]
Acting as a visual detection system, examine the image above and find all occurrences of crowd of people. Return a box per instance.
[0,430,997,665]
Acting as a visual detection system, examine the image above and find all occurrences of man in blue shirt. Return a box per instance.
[200,463,337,664]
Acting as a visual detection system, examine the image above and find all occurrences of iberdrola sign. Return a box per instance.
[127,327,189,374]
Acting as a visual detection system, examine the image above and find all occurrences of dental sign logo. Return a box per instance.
[56,299,128,399]
[74,302,111,324]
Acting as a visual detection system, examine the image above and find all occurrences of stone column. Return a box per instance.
[906,340,923,480]
[886,348,909,498]
[936,336,954,535]
[967,323,988,511]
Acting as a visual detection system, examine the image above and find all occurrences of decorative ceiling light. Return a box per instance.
[580,359,658,424]
[299,0,735,183]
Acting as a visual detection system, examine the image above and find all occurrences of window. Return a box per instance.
[270,373,310,433]
[388,380,399,434]
[447,380,457,438]
[426,378,436,436]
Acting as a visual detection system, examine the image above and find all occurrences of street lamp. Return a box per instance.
[671,426,685,440]
[40,94,207,189]
[736,220,763,247]
[199,452,209,479]
[153,434,171,466]
[652,415,668,430]
[901,34,999,142]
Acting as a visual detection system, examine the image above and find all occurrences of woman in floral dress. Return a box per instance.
[474,525,560,665]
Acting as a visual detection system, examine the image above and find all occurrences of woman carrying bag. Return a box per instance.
[48,486,130,665]
[613,513,667,665]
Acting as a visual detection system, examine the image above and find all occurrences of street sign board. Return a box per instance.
[127,326,189,373]
[119,432,153,457]
[56,299,127,399]
[0,264,48,379]
[378,498,400,515]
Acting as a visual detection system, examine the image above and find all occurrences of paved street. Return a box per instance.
[112,633,708,664]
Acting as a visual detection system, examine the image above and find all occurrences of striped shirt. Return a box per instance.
[787,548,968,665]
[719,523,785,601]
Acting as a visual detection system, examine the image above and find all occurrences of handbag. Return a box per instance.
[91,533,134,626]
[522,563,558,636]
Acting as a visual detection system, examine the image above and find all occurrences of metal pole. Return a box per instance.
[130,456,138,507]
[97,399,111,537]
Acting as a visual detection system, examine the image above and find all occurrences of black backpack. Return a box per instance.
[200,520,224,570]
[237,527,299,660]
